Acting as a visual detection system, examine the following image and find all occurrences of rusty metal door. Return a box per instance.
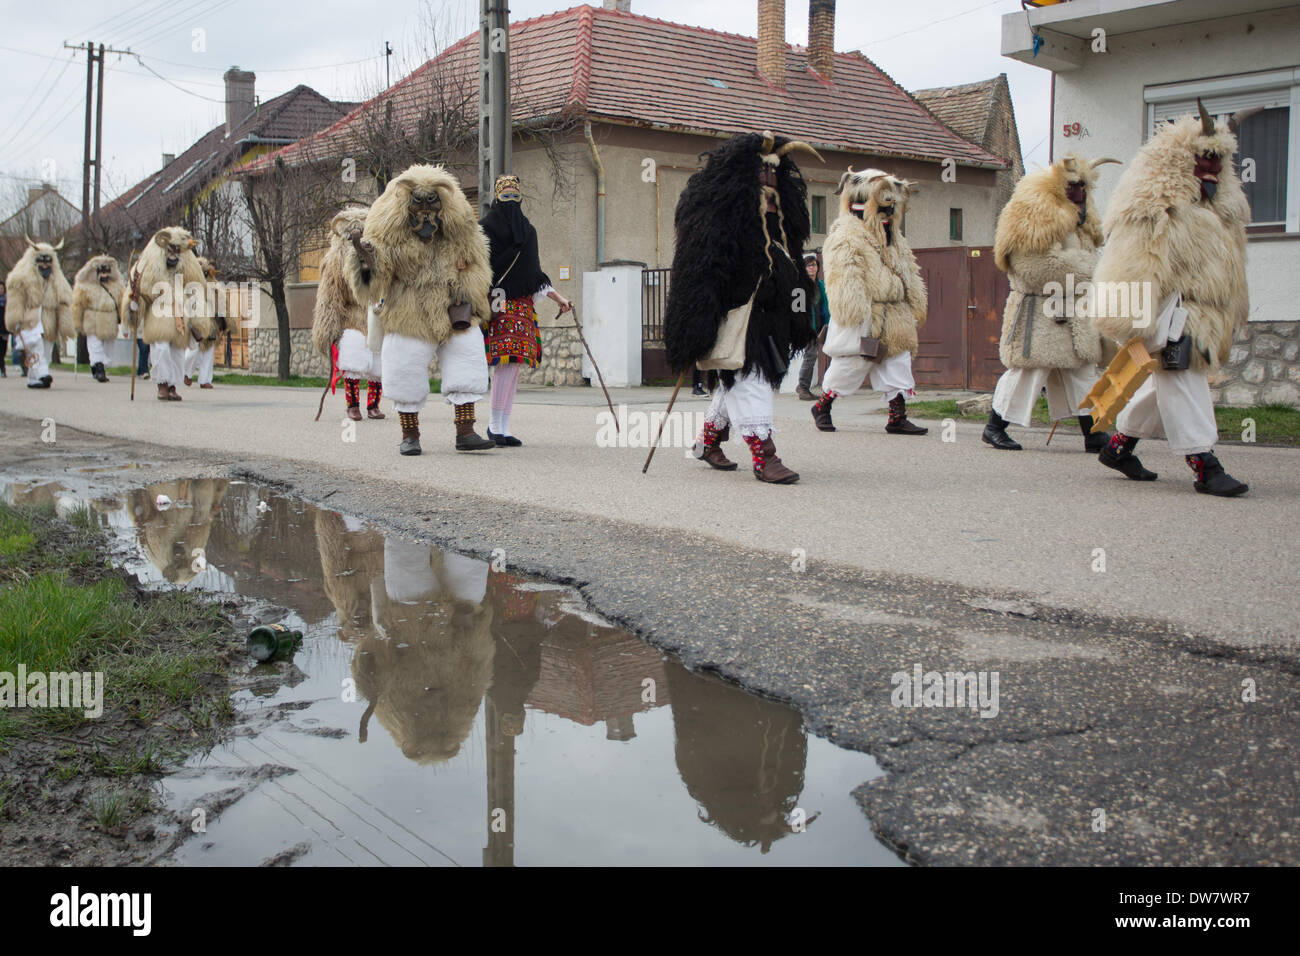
[913,247,967,388]
[966,246,1009,390]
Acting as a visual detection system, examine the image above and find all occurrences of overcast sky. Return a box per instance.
[0,0,1051,210]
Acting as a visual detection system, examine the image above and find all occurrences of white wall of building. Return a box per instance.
[1048,5,1300,322]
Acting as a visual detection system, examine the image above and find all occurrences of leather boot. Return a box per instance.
[398,411,421,455]
[1188,452,1248,497]
[795,385,815,401]
[1079,414,1108,453]
[157,383,171,401]
[885,395,926,434]
[347,404,363,421]
[168,384,182,401]
[745,434,799,484]
[454,403,495,451]
[982,409,1022,450]
[693,422,738,471]
[1099,436,1156,481]
[811,392,836,431]
[92,362,108,383]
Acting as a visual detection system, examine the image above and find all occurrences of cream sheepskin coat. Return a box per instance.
[72,255,125,341]
[5,242,73,342]
[1092,115,1250,371]
[822,169,927,360]
[354,165,491,347]
[312,206,370,359]
[994,155,1110,369]
[120,227,211,349]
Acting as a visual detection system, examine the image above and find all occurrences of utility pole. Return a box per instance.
[64,41,131,258]
[479,0,511,215]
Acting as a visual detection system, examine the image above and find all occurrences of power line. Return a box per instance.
[125,0,246,53]
[865,0,1008,46]
[1,51,78,149]
[0,47,61,143]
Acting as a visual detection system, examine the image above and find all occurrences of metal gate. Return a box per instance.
[641,268,672,384]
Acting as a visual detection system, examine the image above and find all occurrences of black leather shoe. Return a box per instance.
[886,418,928,435]
[982,410,1022,450]
[40,375,53,386]
[27,380,51,389]
[399,437,422,456]
[1099,444,1157,481]
[456,431,496,451]
[1192,454,1248,497]
[487,429,522,447]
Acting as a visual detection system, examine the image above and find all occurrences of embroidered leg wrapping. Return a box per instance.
[454,402,475,438]
[345,378,361,408]
[398,411,420,439]
[366,380,381,409]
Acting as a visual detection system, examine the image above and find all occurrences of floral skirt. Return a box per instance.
[485,297,542,367]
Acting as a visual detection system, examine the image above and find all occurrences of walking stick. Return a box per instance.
[570,304,618,433]
[1045,420,1059,445]
[642,369,686,474]
[127,248,139,401]
[130,323,137,401]
[315,340,339,421]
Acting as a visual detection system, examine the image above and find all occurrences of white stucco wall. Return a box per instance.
[1049,5,1300,322]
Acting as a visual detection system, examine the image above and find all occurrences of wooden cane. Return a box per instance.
[570,304,618,432]
[642,370,686,474]
[315,340,338,422]
[127,248,139,401]
[129,322,137,401]
[1045,420,1059,446]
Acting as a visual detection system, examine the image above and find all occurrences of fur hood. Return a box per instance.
[994,154,1113,272]
[359,164,492,346]
[313,205,371,358]
[1092,112,1250,370]
[121,226,209,348]
[72,255,125,340]
[5,241,73,340]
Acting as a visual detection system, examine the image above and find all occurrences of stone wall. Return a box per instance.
[252,323,587,386]
[251,328,330,377]
[1211,322,1300,408]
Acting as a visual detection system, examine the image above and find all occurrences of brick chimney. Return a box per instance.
[602,0,631,10]
[223,67,256,134]
[757,0,786,88]
[808,0,835,79]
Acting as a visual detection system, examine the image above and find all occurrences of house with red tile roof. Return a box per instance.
[242,1,1018,388]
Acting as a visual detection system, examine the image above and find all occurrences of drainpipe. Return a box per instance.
[584,120,606,263]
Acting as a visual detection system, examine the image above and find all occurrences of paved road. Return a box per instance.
[3,374,1296,647]
[0,377,1295,865]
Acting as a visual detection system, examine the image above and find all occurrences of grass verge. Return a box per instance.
[0,502,241,862]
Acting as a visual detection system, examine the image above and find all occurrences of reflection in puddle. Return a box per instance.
[0,474,897,866]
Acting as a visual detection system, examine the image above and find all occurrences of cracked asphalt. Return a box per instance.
[0,377,1295,865]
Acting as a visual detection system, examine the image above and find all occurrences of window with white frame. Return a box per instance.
[1145,68,1300,233]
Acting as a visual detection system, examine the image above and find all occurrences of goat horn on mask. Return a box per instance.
[834,166,856,196]
[759,130,775,154]
[53,236,65,251]
[1197,98,1216,136]
[1229,106,1264,136]
[1091,157,1122,167]
[775,140,824,163]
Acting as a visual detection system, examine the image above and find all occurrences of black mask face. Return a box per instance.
[36,255,53,278]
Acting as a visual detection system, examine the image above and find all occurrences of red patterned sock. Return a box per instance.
[742,432,765,469]
[701,420,724,448]
[1108,431,1137,455]
[344,378,360,407]
[814,389,837,413]
[1185,453,1207,481]
[888,394,906,425]
[366,380,381,409]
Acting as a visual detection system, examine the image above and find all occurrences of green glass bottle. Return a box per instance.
[247,623,302,662]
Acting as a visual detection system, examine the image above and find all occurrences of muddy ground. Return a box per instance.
[0,417,1295,866]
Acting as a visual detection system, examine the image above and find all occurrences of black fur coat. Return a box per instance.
[664,133,815,388]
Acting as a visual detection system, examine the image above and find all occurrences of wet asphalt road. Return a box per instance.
[0,399,1294,866]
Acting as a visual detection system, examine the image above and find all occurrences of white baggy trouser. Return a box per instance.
[183,343,216,385]
[701,368,775,439]
[381,538,488,605]
[149,341,184,387]
[17,327,51,383]
[992,365,1101,426]
[381,327,488,414]
[1115,367,1218,456]
[86,334,114,369]
[821,350,915,401]
[337,328,381,381]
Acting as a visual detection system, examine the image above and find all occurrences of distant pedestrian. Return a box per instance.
[0,281,8,376]
[137,336,150,380]
[795,252,829,400]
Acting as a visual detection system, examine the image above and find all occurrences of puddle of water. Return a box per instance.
[1,473,898,866]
